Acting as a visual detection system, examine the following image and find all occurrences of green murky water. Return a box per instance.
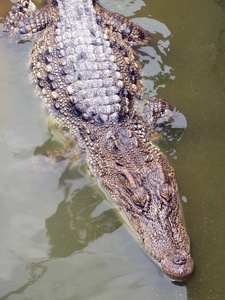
[0,0,224,299]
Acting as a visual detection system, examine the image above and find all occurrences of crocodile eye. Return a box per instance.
[159,184,172,201]
[131,187,149,208]
[132,195,139,204]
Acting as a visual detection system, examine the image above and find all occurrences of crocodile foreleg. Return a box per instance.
[93,0,150,44]
[143,98,187,131]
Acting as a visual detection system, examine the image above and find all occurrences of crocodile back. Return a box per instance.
[31,0,142,125]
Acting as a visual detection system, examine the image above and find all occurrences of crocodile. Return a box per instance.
[4,0,194,280]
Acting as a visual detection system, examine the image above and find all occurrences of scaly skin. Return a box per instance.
[4,0,194,280]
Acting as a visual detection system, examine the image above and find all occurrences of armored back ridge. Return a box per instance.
[4,0,194,280]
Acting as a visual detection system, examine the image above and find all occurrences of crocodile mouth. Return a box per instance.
[160,250,194,281]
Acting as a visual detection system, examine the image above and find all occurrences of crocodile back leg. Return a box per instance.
[4,0,50,35]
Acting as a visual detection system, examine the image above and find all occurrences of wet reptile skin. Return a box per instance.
[4,0,194,280]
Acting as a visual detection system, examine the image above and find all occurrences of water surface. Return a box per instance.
[0,0,224,299]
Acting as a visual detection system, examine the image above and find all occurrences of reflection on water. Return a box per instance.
[0,0,225,299]
[46,185,121,258]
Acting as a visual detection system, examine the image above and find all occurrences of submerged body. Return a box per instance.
[4,0,194,280]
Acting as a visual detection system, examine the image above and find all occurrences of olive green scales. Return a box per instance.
[4,0,194,280]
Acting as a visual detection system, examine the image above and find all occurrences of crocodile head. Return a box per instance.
[102,127,194,280]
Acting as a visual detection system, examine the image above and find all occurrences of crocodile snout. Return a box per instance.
[161,251,194,281]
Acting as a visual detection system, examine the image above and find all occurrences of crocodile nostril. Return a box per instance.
[173,257,187,265]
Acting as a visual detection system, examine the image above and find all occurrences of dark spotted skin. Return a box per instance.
[4,0,194,280]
